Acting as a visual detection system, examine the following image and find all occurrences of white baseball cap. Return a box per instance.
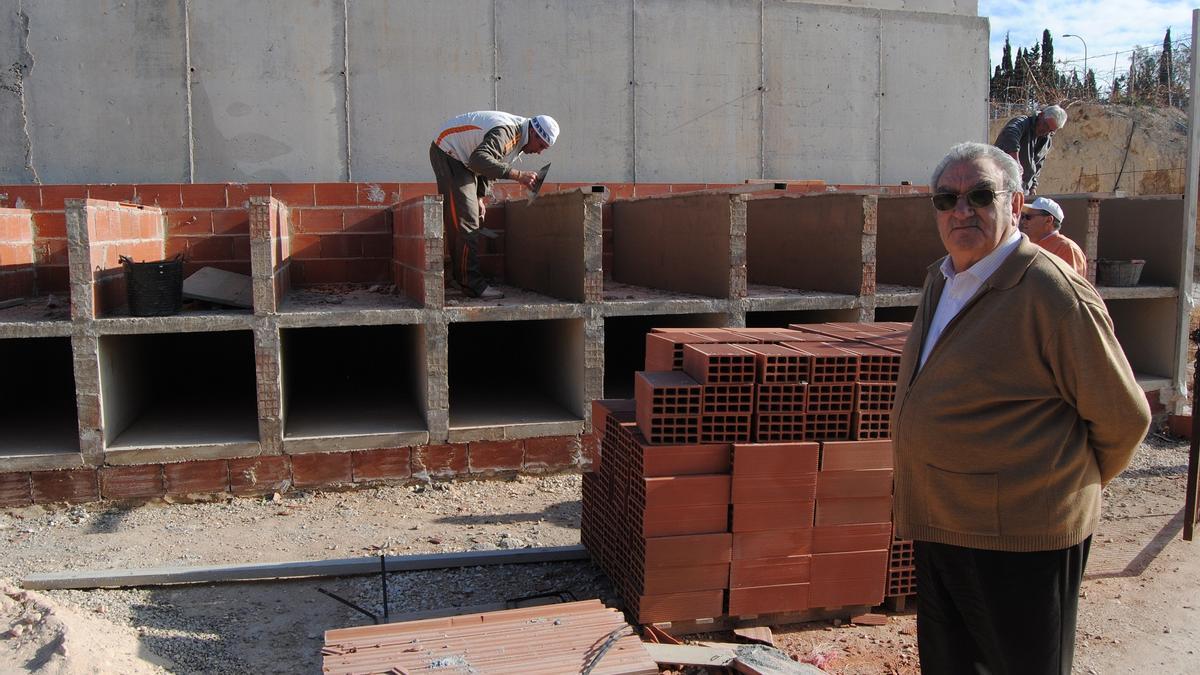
[530,115,559,146]
[1024,196,1064,222]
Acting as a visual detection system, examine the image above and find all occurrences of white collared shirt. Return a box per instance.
[919,230,1022,369]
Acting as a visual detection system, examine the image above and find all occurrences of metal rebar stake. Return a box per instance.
[1185,329,1200,541]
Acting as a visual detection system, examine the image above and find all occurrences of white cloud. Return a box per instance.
[980,0,1193,84]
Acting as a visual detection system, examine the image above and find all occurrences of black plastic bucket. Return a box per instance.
[121,254,184,316]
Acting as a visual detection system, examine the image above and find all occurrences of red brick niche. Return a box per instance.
[0,436,584,506]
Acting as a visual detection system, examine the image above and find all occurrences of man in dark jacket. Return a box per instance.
[994,105,1067,195]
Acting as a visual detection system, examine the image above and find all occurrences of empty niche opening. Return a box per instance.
[1104,297,1176,381]
[448,319,584,429]
[100,330,258,449]
[0,337,80,456]
[746,308,863,328]
[603,313,729,398]
[281,324,427,438]
[873,306,917,323]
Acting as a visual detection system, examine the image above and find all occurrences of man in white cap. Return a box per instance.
[1020,196,1087,276]
[430,111,560,299]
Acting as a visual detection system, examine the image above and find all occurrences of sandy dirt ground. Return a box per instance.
[1,436,1197,674]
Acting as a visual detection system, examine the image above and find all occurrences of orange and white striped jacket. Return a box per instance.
[434,111,530,179]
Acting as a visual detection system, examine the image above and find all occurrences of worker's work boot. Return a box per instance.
[479,286,504,300]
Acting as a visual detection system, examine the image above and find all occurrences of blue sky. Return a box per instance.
[980,1,1195,87]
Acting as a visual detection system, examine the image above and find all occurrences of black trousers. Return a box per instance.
[915,537,1091,675]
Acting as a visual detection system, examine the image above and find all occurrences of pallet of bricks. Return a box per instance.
[581,323,916,630]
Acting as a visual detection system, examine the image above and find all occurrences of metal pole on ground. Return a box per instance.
[1182,9,1200,542]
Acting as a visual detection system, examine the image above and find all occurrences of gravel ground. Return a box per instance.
[1,437,1197,674]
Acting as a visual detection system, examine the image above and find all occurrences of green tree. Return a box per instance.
[1041,29,1056,85]
[1084,69,1097,99]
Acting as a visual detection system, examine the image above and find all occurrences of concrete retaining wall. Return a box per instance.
[0,0,988,184]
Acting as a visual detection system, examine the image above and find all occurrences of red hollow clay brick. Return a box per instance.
[814,469,894,499]
[228,456,292,495]
[809,577,886,610]
[468,440,525,474]
[811,550,889,582]
[633,589,725,624]
[634,371,701,445]
[820,440,894,471]
[0,472,33,507]
[164,460,230,495]
[732,442,819,476]
[644,333,716,371]
[100,465,165,500]
[812,523,893,554]
[352,447,413,482]
[636,563,730,595]
[631,439,731,477]
[732,501,815,532]
[31,468,99,504]
[727,583,810,617]
[732,474,818,504]
[640,533,732,568]
[682,343,757,385]
[733,528,813,560]
[640,503,730,537]
[640,475,730,509]
[814,496,893,526]
[730,556,812,588]
[292,453,354,488]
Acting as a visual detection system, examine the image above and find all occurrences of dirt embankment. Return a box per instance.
[988,102,1189,196]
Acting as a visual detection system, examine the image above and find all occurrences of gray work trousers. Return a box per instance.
[429,142,489,296]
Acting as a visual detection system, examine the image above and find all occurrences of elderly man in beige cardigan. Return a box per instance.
[891,142,1150,675]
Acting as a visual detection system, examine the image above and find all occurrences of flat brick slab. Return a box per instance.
[637,563,730,595]
[412,443,468,478]
[632,440,731,477]
[100,465,165,500]
[640,532,732,568]
[809,576,886,610]
[640,503,730,537]
[732,474,817,504]
[812,523,893,554]
[812,550,889,582]
[229,456,292,495]
[352,447,413,482]
[814,496,893,526]
[0,472,32,507]
[639,475,730,509]
[31,469,98,504]
[469,440,525,474]
[634,589,725,624]
[164,460,230,495]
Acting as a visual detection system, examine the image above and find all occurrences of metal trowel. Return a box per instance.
[528,163,551,202]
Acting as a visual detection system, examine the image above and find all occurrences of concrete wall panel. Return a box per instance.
[0,3,34,183]
[22,0,189,183]
[804,0,975,13]
[497,0,632,182]
[764,3,880,183]
[190,0,345,182]
[634,0,761,183]
[879,11,988,184]
[348,0,494,182]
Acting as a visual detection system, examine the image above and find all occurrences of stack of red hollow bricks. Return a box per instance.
[582,322,915,626]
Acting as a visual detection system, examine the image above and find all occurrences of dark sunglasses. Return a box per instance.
[1019,212,1048,221]
[931,188,1009,211]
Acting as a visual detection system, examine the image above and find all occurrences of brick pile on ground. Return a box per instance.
[582,322,916,626]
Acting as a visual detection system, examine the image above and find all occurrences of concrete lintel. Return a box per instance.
[0,452,84,473]
[873,287,922,308]
[443,303,586,324]
[1097,286,1179,301]
[446,420,584,444]
[70,332,104,464]
[0,320,73,339]
[103,442,262,466]
[423,321,449,441]
[598,299,735,318]
[92,313,254,335]
[282,431,430,455]
[273,308,428,329]
[742,292,861,313]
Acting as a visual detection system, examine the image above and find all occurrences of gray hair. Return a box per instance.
[929,142,1022,194]
[1042,105,1068,128]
